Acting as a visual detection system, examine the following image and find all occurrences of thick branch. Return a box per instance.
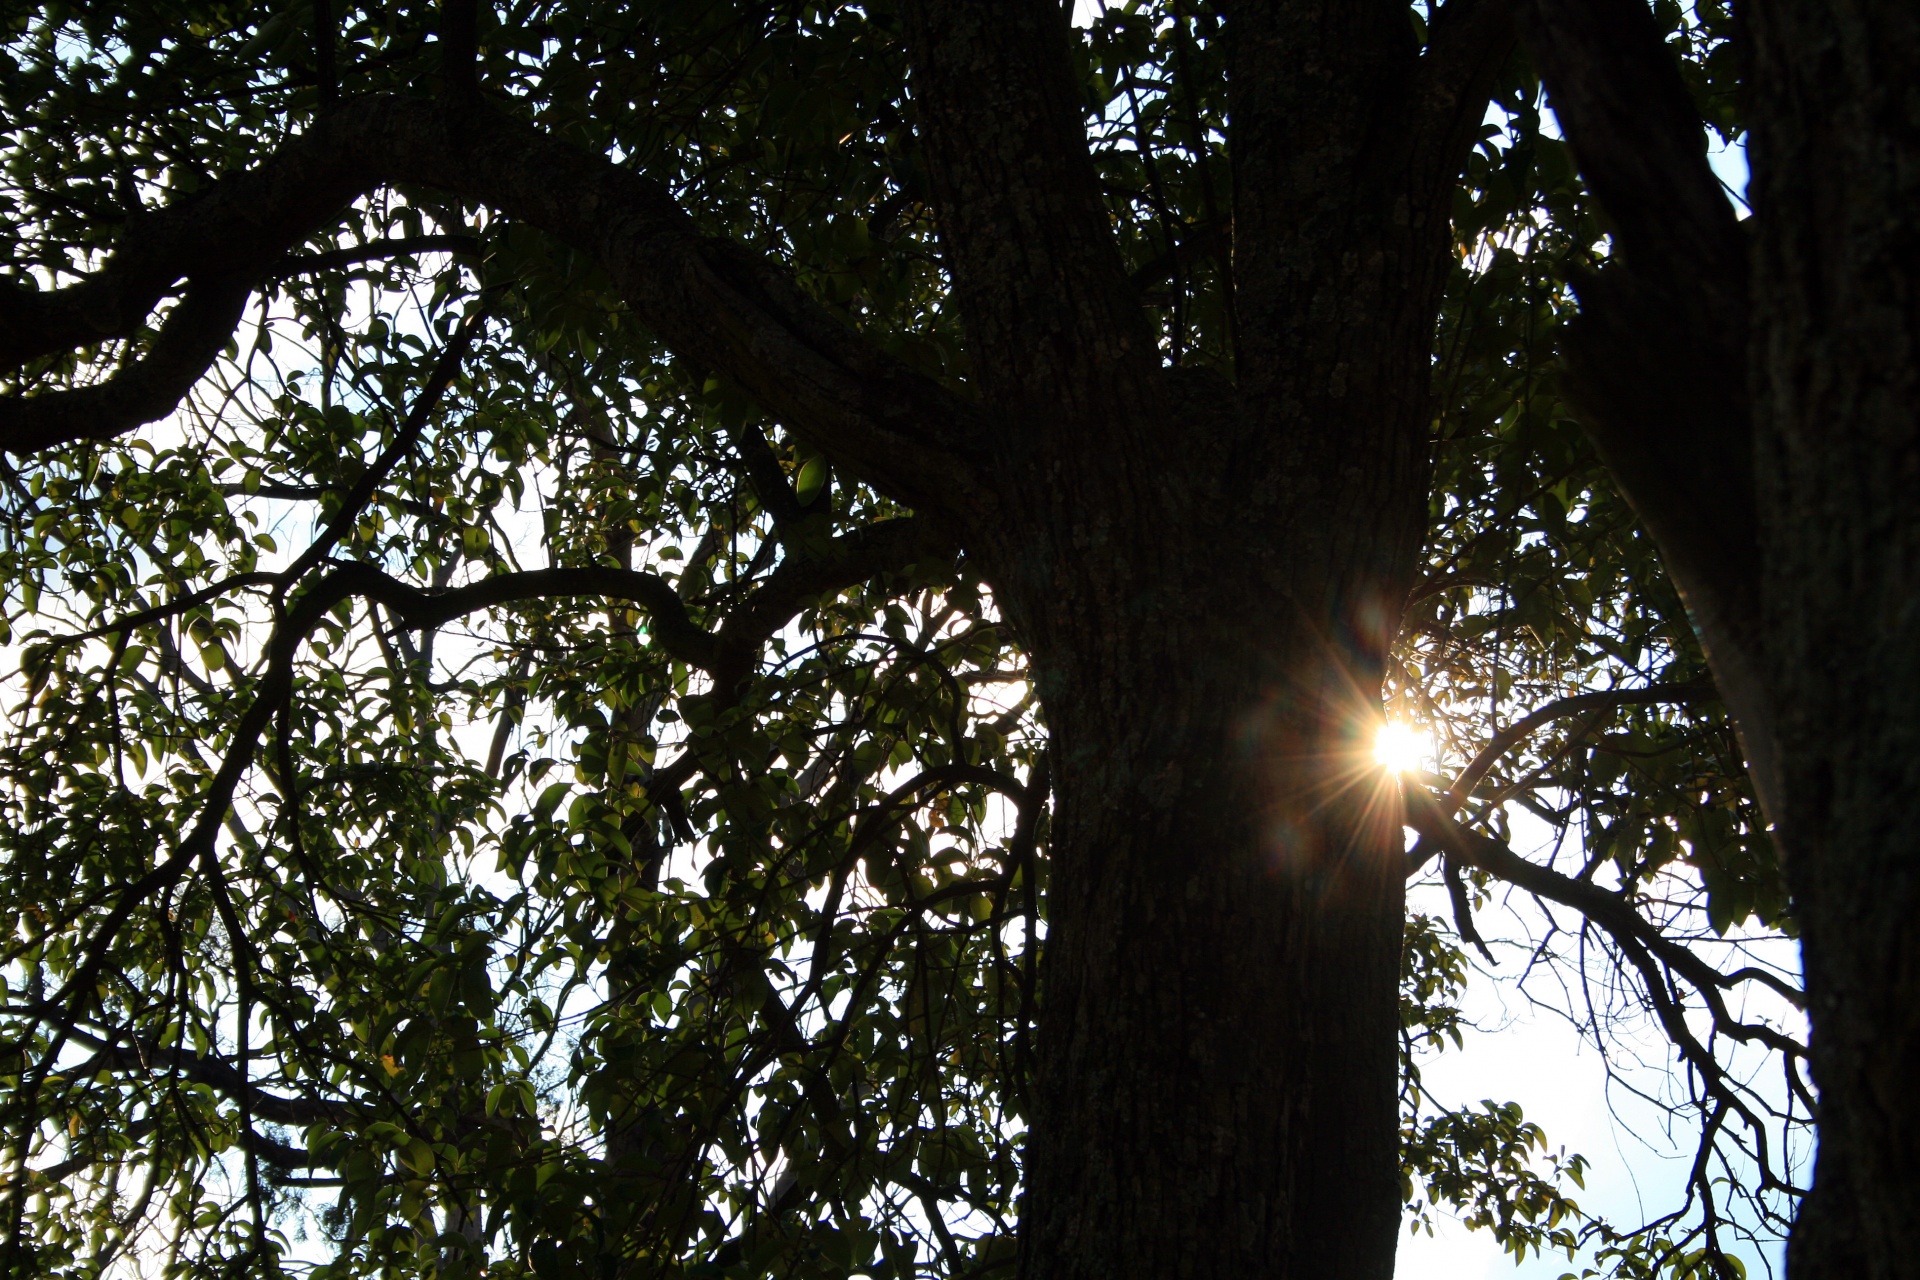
[0,96,990,522]
[440,0,478,97]
[897,0,1160,426]
[1408,0,1521,215]
[1516,0,1776,820]
[0,115,377,369]
[0,277,253,454]
[637,516,957,816]
[1518,0,1742,297]
[727,423,808,529]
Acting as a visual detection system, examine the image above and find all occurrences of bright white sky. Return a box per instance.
[1394,915,1788,1279]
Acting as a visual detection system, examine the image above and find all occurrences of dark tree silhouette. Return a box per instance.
[0,1,1899,1277]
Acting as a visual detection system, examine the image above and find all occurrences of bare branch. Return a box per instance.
[1403,785,1808,1024]
[1444,855,1498,964]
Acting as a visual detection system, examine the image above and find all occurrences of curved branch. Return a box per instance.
[43,505,947,1030]
[1443,679,1718,808]
[1403,785,1808,1025]
[0,95,990,521]
[0,112,378,369]
[1609,930,1799,1191]
[711,515,954,684]
[29,1010,344,1127]
[637,516,959,828]
[354,515,951,678]
[0,276,253,455]
[347,562,718,670]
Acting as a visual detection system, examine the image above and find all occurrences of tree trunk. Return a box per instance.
[962,225,1433,1280]
[1748,3,1920,1276]
[889,3,1473,1272]
[1004,542,1411,1280]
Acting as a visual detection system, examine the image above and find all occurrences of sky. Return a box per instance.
[1392,915,1790,1280]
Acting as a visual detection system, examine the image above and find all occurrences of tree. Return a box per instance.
[1517,4,1919,1275]
[0,0,1891,1277]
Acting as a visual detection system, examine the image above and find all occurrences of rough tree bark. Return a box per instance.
[897,3,1503,1275]
[1520,2,1920,1275]
[1748,4,1920,1275]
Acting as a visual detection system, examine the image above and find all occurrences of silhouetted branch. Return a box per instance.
[0,276,253,455]
[1403,785,1808,1027]
[278,233,480,275]
[1445,679,1718,807]
[0,95,990,518]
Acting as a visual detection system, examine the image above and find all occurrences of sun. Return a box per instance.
[1372,721,1426,775]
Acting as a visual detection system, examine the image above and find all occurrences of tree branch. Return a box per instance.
[277,233,481,275]
[1444,679,1718,808]
[0,276,253,455]
[1518,0,1742,299]
[727,423,807,529]
[1409,0,1520,213]
[440,0,478,98]
[897,0,1161,427]
[313,0,338,109]
[31,1011,345,1127]
[1515,0,1777,821]
[710,515,953,685]
[632,515,957,823]
[0,95,990,522]
[349,562,718,670]
[1403,784,1807,1024]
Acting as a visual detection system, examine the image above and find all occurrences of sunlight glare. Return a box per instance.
[1373,722,1426,775]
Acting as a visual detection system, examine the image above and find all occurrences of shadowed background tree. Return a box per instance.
[0,0,1900,1277]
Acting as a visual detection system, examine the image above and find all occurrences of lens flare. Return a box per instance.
[1372,722,1425,775]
